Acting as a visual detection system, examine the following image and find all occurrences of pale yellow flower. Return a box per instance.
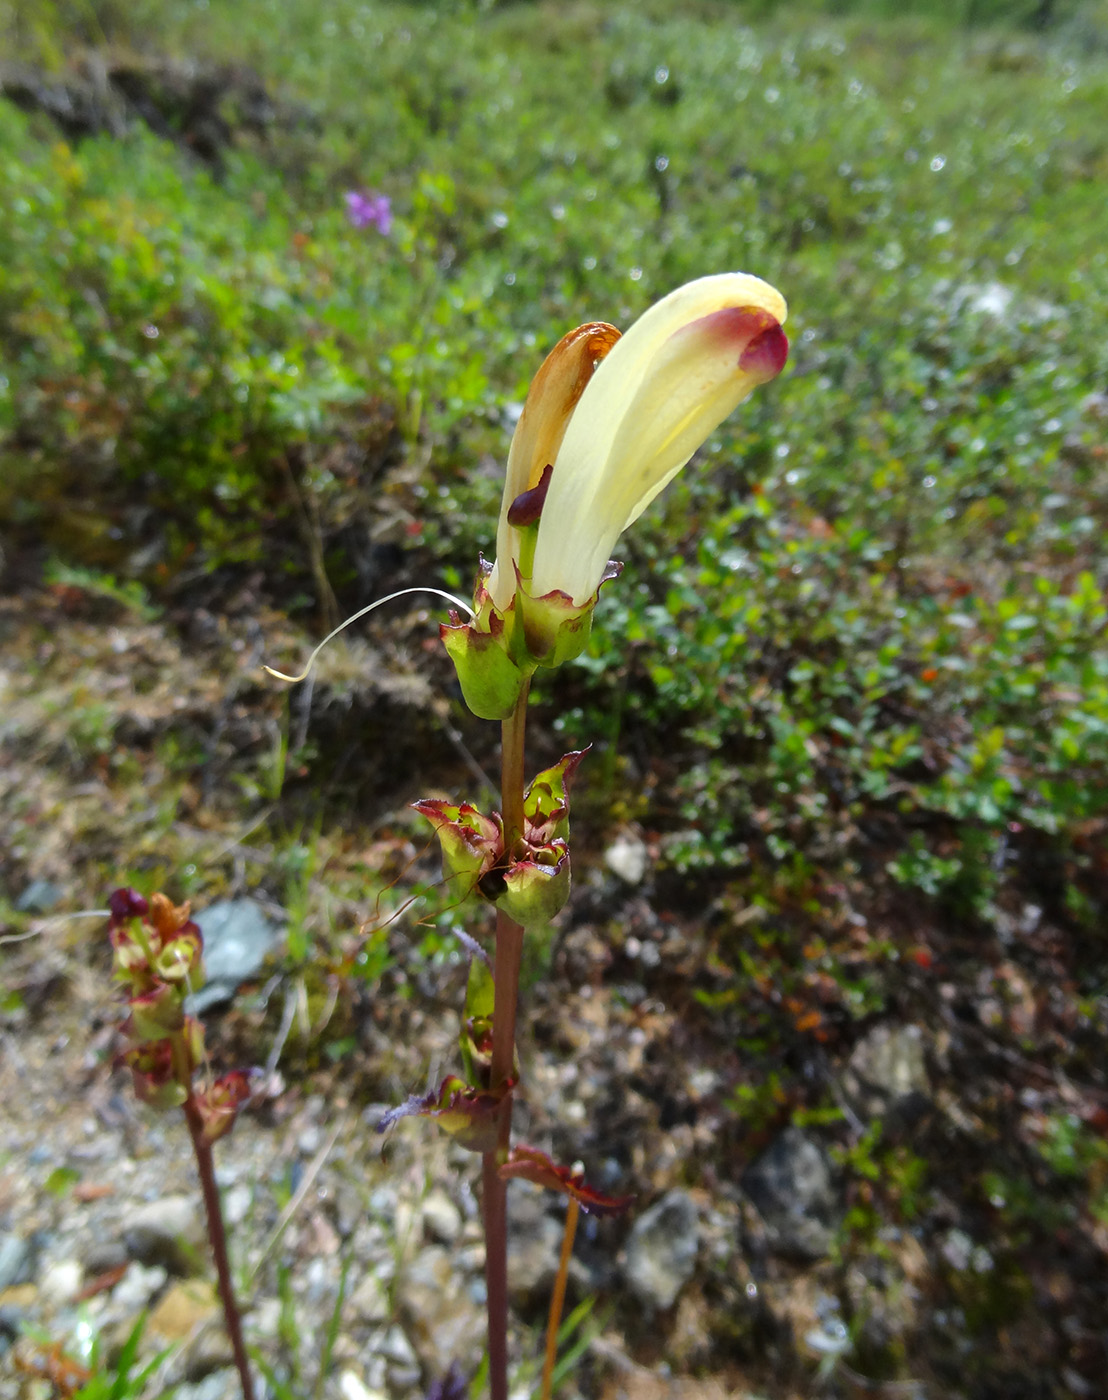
[488,272,788,612]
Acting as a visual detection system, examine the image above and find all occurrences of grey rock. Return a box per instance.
[421,1189,462,1245]
[605,832,650,886]
[83,1238,129,1276]
[373,1323,421,1388]
[397,1245,484,1375]
[843,1023,929,1123]
[187,898,283,1012]
[172,1370,238,1400]
[940,1227,991,1275]
[122,1194,205,1274]
[622,1189,699,1311]
[349,1269,390,1324]
[506,1183,566,1305]
[742,1127,840,1261]
[111,1261,168,1310]
[16,879,64,913]
[0,1232,34,1289]
[0,1303,26,1354]
[377,1324,418,1368]
[339,1373,388,1400]
[39,1258,83,1306]
[222,1183,252,1227]
[297,1123,324,1157]
[246,1297,282,1341]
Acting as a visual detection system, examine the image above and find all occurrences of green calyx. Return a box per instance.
[495,844,570,926]
[440,561,612,722]
[440,617,530,721]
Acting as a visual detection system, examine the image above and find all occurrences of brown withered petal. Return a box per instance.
[148,891,194,946]
[487,320,621,611]
[498,1144,634,1216]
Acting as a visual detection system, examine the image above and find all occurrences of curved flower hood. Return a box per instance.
[489,272,788,611]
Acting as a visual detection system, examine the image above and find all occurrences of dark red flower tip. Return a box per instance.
[739,322,789,378]
[108,887,149,922]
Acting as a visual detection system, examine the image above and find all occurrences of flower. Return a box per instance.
[489,272,787,612]
[413,749,586,925]
[344,188,393,235]
[441,272,788,718]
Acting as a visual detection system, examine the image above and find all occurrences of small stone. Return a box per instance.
[39,1259,82,1306]
[605,831,650,886]
[361,1354,388,1392]
[506,1185,564,1305]
[173,1369,237,1400]
[148,1278,220,1342]
[0,1234,34,1290]
[742,1128,840,1261]
[0,1302,28,1348]
[377,1323,417,1369]
[389,1366,422,1391]
[940,1227,974,1272]
[186,898,283,1013]
[83,1240,129,1277]
[187,1327,236,1382]
[111,1262,168,1311]
[339,1371,388,1400]
[622,1190,700,1311]
[123,1195,205,1275]
[349,1270,390,1324]
[398,1245,484,1375]
[842,1024,930,1123]
[298,1124,324,1157]
[247,1297,282,1340]
[222,1184,252,1227]
[15,879,64,913]
[0,1284,37,1308]
[421,1190,462,1245]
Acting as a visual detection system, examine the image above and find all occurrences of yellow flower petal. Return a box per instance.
[531,273,787,604]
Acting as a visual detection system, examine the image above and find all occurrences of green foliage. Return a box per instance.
[70,1311,173,1400]
[2,0,1107,922]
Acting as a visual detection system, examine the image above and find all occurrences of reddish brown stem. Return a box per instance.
[183,1097,256,1400]
[482,680,531,1400]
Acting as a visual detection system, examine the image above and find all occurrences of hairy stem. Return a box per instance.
[483,677,531,1400]
[183,1098,256,1400]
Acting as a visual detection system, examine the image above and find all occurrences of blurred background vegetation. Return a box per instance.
[3,0,1106,913]
[2,0,1108,1392]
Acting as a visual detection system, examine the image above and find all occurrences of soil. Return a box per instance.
[2,586,1108,1400]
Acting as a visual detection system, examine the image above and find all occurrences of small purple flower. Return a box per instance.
[344,188,392,235]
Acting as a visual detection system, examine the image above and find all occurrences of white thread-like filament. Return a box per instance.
[263,587,475,684]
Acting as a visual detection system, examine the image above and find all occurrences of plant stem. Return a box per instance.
[483,677,531,1400]
[183,1096,256,1400]
[540,1197,580,1400]
[499,677,531,851]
